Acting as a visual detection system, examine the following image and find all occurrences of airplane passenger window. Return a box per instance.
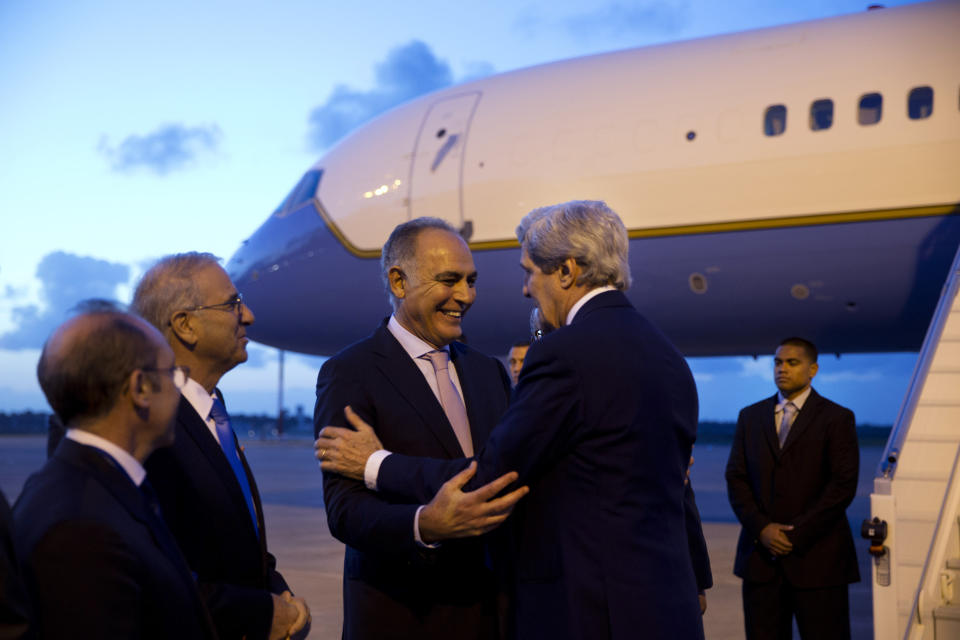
[810,99,833,131]
[764,105,787,136]
[858,92,883,125]
[908,86,933,119]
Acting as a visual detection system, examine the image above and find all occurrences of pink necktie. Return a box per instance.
[779,402,796,449]
[423,350,474,456]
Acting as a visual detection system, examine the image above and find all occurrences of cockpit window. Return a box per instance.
[810,99,833,131]
[858,92,883,125]
[272,169,323,217]
[908,86,933,119]
[764,105,787,136]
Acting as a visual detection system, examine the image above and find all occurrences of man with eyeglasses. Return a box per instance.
[132,252,310,640]
[14,308,217,639]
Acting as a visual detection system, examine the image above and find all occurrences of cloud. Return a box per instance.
[99,123,222,175]
[308,40,473,150]
[737,356,773,379]
[517,1,689,40]
[3,285,28,300]
[0,251,130,349]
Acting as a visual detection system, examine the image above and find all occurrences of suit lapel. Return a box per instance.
[759,395,780,459]
[780,389,821,454]
[177,397,261,541]
[371,325,464,457]
[57,441,200,594]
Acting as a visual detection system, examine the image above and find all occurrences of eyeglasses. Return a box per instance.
[143,365,190,390]
[182,294,244,316]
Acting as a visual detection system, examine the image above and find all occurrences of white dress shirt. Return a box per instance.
[776,385,812,436]
[180,376,223,445]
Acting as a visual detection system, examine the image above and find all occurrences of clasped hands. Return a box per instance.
[315,406,529,541]
[759,522,795,556]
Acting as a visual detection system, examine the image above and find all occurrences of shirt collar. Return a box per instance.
[180,376,215,421]
[777,385,812,412]
[65,428,146,486]
[565,286,617,326]
[388,315,450,360]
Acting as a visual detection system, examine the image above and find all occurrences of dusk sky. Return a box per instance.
[0,0,924,425]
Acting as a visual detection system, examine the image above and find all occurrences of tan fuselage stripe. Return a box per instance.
[311,200,958,258]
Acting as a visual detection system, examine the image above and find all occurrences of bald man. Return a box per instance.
[14,310,216,639]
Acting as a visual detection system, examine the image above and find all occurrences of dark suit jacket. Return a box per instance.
[725,389,860,587]
[314,321,511,640]
[378,291,705,640]
[13,440,216,640]
[145,396,289,640]
[686,483,713,593]
[0,489,31,640]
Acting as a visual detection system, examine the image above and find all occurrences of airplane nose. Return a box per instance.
[226,172,386,355]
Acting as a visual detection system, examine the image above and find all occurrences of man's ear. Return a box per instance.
[809,362,819,379]
[169,310,198,348]
[128,370,152,410]
[557,258,579,289]
[387,266,406,299]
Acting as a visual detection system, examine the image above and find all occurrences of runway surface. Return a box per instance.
[0,435,880,639]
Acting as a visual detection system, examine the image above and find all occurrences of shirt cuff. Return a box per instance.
[364,449,391,490]
[414,505,440,548]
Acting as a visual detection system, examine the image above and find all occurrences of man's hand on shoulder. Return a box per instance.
[315,406,383,480]
[759,522,794,556]
[418,461,529,543]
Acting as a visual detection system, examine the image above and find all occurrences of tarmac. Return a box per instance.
[0,435,877,639]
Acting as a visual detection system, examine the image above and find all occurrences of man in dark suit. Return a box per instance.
[317,201,706,640]
[132,253,309,640]
[1,489,31,639]
[314,218,525,639]
[14,309,216,639]
[725,337,860,640]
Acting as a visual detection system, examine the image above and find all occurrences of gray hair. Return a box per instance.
[516,200,632,290]
[380,217,458,308]
[131,252,221,331]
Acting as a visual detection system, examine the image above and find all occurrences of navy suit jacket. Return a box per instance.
[13,439,216,640]
[315,321,511,640]
[379,291,705,640]
[0,489,31,640]
[145,396,289,640]
[725,389,860,587]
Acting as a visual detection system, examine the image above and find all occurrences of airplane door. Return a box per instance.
[408,92,480,229]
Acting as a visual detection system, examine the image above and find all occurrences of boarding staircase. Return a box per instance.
[871,243,960,640]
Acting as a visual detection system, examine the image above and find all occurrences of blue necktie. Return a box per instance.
[209,398,258,532]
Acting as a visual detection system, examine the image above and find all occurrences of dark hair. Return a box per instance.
[37,311,158,426]
[779,337,818,362]
[380,217,458,307]
[512,338,531,348]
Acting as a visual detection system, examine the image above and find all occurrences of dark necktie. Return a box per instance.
[209,398,259,531]
[422,350,473,456]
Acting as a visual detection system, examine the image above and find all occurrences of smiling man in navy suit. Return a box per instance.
[133,252,310,640]
[726,337,860,640]
[314,218,526,640]
[317,201,707,640]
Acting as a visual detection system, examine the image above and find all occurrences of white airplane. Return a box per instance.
[227,2,960,638]
[228,0,959,359]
